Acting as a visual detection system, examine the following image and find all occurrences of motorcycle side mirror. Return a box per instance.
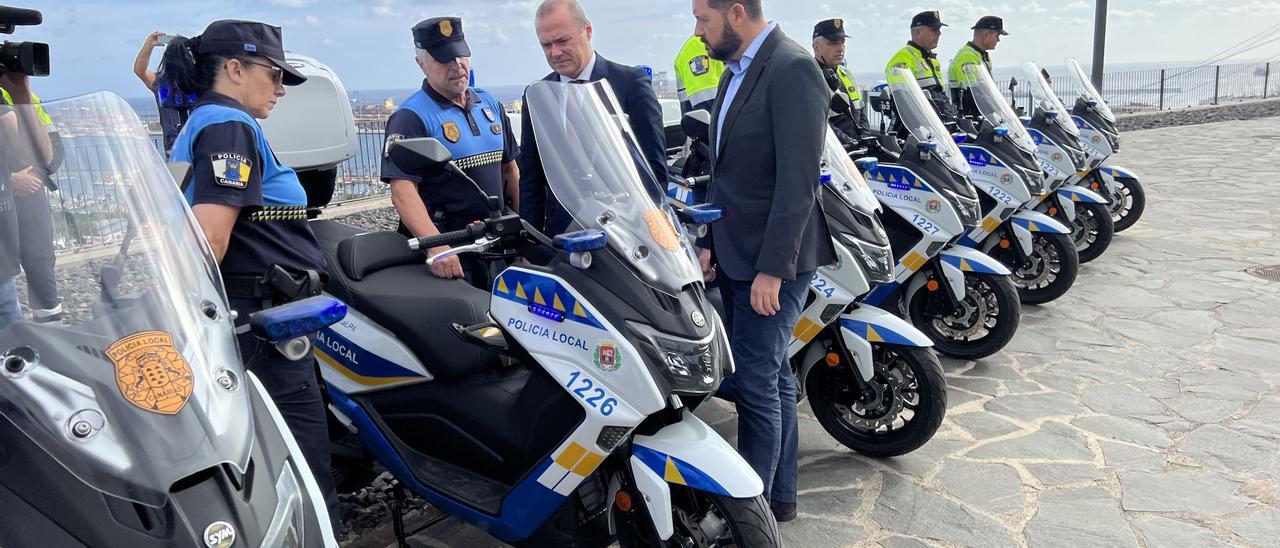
[829,91,852,115]
[389,137,453,175]
[1008,76,1018,92]
[681,110,711,143]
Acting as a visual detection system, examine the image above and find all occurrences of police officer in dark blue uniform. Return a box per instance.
[382,17,519,289]
[161,19,340,527]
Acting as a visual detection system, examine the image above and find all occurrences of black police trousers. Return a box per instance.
[14,188,59,318]
[231,297,341,530]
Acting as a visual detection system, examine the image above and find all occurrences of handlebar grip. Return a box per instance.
[685,175,711,188]
[409,223,483,251]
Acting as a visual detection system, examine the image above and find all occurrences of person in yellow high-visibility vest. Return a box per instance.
[673,35,724,113]
[885,10,955,129]
[812,18,865,145]
[949,15,1007,114]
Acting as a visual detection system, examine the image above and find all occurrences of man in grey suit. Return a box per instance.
[692,0,834,523]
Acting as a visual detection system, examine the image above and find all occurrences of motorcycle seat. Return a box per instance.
[310,220,500,380]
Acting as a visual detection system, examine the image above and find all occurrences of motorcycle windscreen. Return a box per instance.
[886,67,972,177]
[526,80,702,296]
[1066,58,1116,124]
[1022,61,1081,138]
[821,127,880,214]
[0,92,252,507]
[963,64,1038,154]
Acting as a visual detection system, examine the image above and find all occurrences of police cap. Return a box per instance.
[813,18,847,41]
[910,10,947,30]
[196,20,307,86]
[972,15,1009,36]
[413,17,471,63]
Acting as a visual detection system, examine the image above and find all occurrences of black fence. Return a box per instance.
[1026,61,1278,113]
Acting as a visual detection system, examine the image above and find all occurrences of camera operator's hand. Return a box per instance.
[144,31,164,48]
[11,167,42,196]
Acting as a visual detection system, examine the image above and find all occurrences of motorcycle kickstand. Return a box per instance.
[392,481,409,548]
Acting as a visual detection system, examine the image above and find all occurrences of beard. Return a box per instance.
[704,22,743,62]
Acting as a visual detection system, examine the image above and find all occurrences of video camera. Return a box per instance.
[0,5,49,77]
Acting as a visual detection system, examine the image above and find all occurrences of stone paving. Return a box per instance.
[395,117,1280,547]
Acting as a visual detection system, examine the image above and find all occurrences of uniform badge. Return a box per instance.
[107,331,195,415]
[440,19,453,37]
[482,107,496,122]
[834,19,843,29]
[491,123,503,135]
[210,152,251,189]
[690,55,710,76]
[594,340,622,372]
[1001,173,1013,184]
[926,198,942,213]
[442,121,461,143]
[383,133,404,159]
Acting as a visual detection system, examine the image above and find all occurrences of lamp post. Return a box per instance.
[1092,0,1108,91]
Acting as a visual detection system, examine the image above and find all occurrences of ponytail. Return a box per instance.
[158,35,222,97]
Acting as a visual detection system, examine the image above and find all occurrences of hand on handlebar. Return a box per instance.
[428,246,465,279]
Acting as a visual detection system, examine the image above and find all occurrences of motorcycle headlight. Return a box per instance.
[629,322,723,396]
[849,238,895,284]
[1016,164,1047,196]
[941,188,981,228]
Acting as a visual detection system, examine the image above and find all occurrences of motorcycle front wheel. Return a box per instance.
[616,488,779,548]
[1110,177,1146,233]
[1069,201,1115,263]
[909,272,1022,360]
[805,344,947,457]
[993,232,1080,305]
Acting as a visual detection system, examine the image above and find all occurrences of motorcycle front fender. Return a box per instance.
[839,305,934,348]
[630,410,764,540]
[1058,184,1108,205]
[940,245,1012,276]
[1011,209,1072,235]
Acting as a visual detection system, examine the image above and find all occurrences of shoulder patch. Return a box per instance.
[482,107,497,122]
[210,152,252,189]
[384,133,405,159]
[689,55,710,76]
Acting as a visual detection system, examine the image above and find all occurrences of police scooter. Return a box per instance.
[861,68,1021,361]
[1064,58,1146,232]
[0,92,338,547]
[1019,62,1115,264]
[310,81,778,547]
[954,64,1079,304]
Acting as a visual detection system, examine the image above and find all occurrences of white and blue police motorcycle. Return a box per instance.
[954,64,1079,304]
[310,81,778,547]
[1063,58,1146,232]
[861,68,1021,361]
[1019,62,1115,264]
[0,92,339,547]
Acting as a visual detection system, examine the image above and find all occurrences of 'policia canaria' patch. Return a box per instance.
[689,55,710,76]
[210,152,251,189]
[108,331,195,415]
[384,133,404,159]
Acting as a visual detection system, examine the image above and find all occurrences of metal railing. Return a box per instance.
[1015,60,1278,114]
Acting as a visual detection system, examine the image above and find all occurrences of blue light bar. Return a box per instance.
[528,303,565,322]
[684,203,724,224]
[553,229,608,253]
[1045,110,1060,119]
[250,296,348,343]
[994,127,1010,136]
[854,157,879,172]
[1020,116,1033,127]
[952,133,969,144]
[921,140,939,152]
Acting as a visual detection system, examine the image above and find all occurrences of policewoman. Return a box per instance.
[162,19,339,525]
[382,17,519,290]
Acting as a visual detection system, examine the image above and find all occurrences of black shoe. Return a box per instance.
[770,500,797,523]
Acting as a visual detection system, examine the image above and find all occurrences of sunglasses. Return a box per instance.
[237,58,284,86]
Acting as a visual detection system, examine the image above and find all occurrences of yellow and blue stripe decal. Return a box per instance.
[1058,188,1106,204]
[959,145,1005,168]
[840,317,918,346]
[940,253,1004,274]
[865,165,933,192]
[1011,215,1068,235]
[633,445,729,496]
[493,270,606,330]
[1028,129,1048,146]
[536,441,607,496]
[314,328,423,386]
[863,280,901,307]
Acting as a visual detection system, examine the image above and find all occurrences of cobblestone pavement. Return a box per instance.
[394,117,1280,547]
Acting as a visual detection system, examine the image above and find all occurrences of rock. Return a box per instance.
[1180,425,1280,480]
[1024,463,1107,487]
[781,515,869,547]
[1099,440,1168,471]
[983,392,1084,421]
[1133,515,1234,548]
[966,422,1094,462]
[1025,488,1138,548]
[1116,469,1255,514]
[877,536,932,548]
[949,412,1024,439]
[1223,509,1280,546]
[1080,384,1167,417]
[936,460,1026,515]
[1071,415,1173,448]
[871,475,1018,548]
[797,454,878,493]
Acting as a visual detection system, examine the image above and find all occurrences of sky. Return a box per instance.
[15,0,1280,100]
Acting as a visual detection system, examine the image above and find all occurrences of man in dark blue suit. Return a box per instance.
[519,0,668,237]
[693,0,834,523]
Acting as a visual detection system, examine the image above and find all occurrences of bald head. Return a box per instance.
[535,0,595,78]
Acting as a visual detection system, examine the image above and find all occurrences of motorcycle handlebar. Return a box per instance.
[409,221,487,251]
[685,175,710,188]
